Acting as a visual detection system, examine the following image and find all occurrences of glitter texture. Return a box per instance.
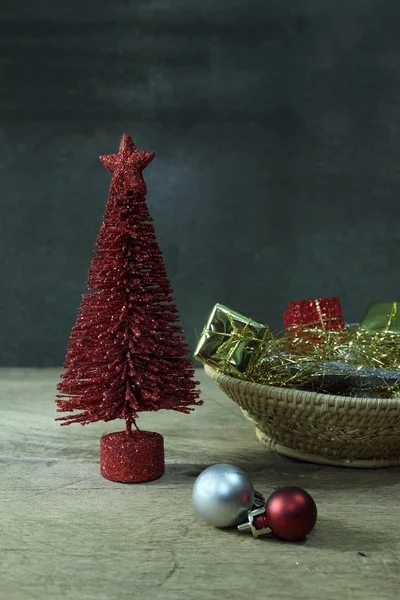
[56,133,202,434]
[283,296,344,336]
[100,430,164,483]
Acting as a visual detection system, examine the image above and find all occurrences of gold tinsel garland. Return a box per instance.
[194,303,400,398]
[249,326,400,397]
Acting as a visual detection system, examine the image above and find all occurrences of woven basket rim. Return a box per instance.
[204,364,400,408]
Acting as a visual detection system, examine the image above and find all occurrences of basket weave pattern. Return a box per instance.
[204,364,400,468]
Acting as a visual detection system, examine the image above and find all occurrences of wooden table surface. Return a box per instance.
[1,368,400,600]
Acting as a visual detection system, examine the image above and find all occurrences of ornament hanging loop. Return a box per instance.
[253,490,265,509]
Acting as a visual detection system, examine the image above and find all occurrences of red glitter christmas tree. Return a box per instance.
[56,133,201,482]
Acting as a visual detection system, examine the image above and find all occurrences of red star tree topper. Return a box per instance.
[56,133,201,482]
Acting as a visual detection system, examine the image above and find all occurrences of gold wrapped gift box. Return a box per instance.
[194,303,270,379]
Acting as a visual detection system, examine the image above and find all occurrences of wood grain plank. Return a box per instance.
[1,368,400,599]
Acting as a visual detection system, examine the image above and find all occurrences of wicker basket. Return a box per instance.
[204,364,400,468]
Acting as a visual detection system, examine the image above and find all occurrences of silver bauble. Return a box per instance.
[192,463,255,528]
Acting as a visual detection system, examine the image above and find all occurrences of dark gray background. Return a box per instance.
[1,0,400,367]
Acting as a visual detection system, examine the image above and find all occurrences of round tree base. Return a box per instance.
[100,430,164,483]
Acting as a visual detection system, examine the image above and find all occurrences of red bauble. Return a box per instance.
[255,486,317,541]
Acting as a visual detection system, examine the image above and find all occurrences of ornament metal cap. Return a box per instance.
[237,506,271,538]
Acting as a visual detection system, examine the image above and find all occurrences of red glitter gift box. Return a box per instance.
[283,296,345,336]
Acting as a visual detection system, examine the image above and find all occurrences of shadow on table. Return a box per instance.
[51,436,400,492]
[155,460,400,493]
[216,515,391,553]
[299,516,395,552]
